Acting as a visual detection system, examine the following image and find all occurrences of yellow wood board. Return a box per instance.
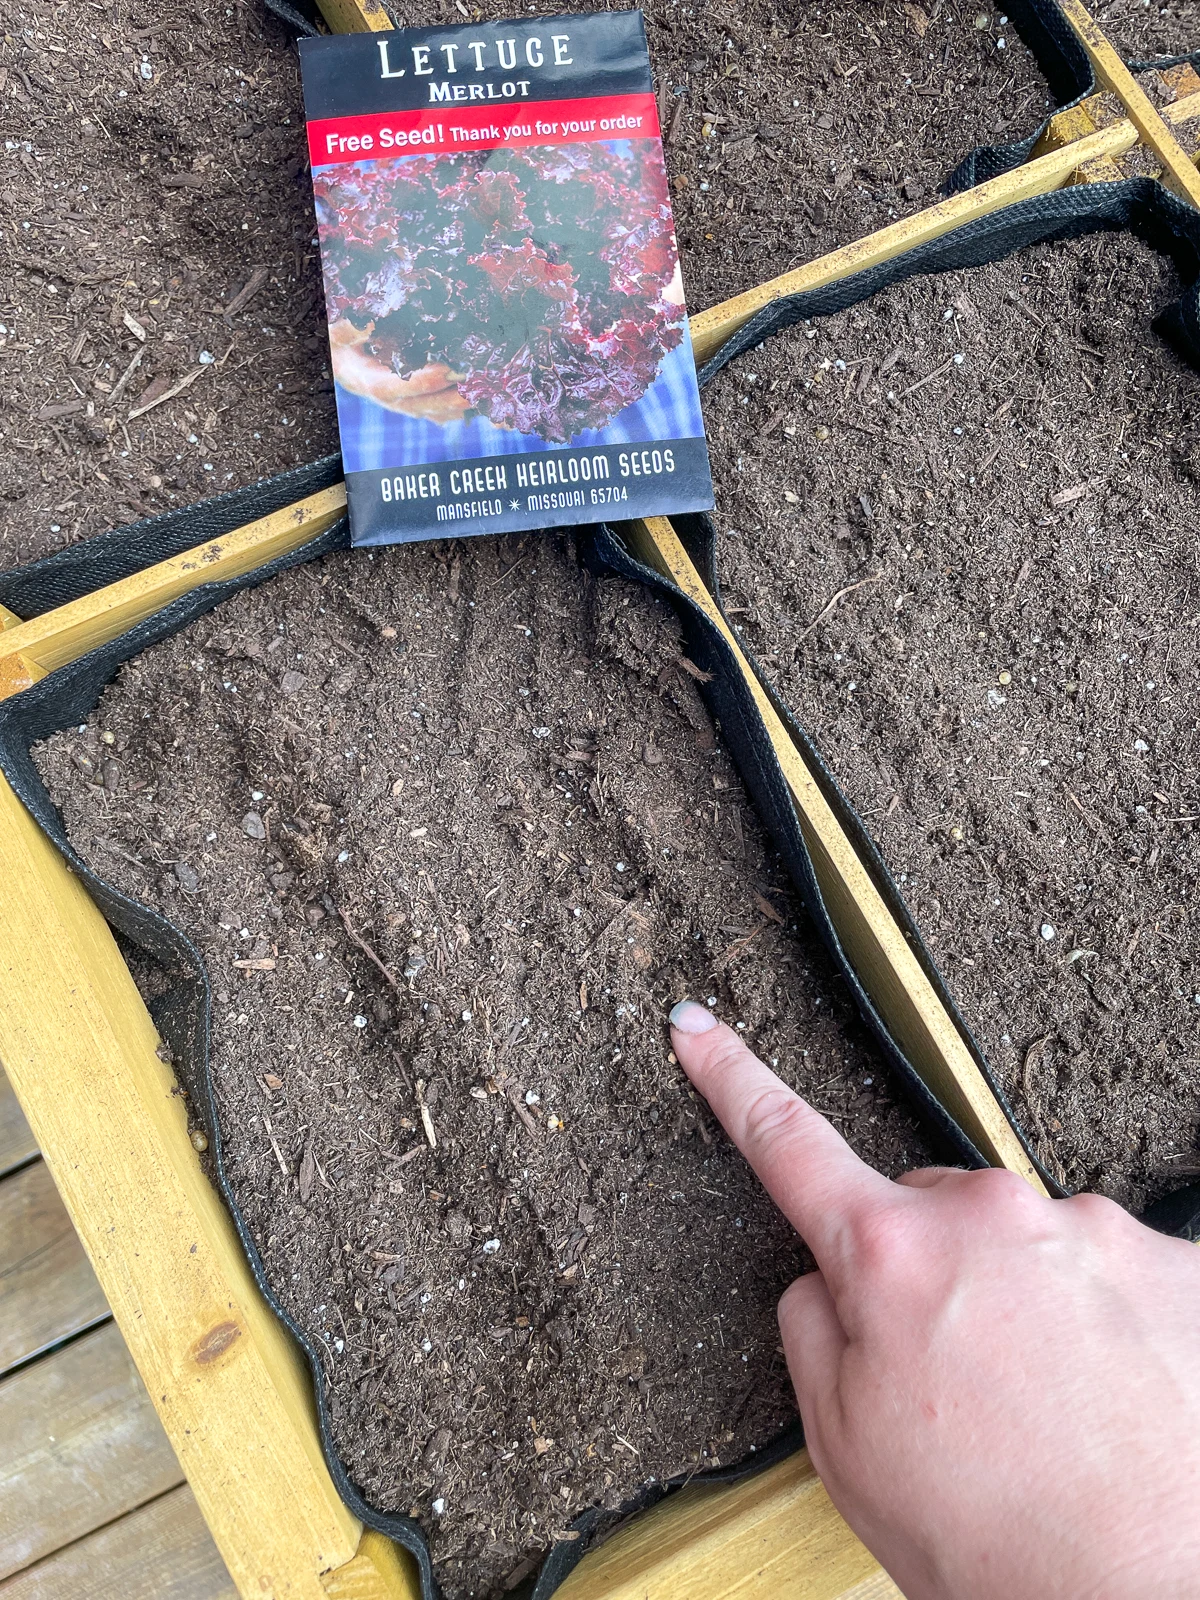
[0,1320,184,1579]
[1054,0,1200,207]
[0,1160,109,1376]
[0,771,415,1600]
[316,0,393,31]
[0,486,346,678]
[625,519,1044,1189]
[0,1483,236,1600]
[557,1449,899,1600]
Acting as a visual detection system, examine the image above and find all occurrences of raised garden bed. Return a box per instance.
[703,228,1200,1209]
[3,0,1199,1595]
[31,530,929,1596]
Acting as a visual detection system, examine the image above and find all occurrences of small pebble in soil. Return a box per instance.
[190,1131,208,1153]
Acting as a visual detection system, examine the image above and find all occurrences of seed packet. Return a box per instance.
[299,11,714,545]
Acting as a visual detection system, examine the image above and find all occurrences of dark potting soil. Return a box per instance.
[35,537,930,1598]
[0,2,338,570]
[4,0,1048,570]
[702,230,1200,1212]
[382,0,1051,312]
[1095,0,1200,63]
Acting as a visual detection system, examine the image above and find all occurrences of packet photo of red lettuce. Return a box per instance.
[313,142,685,443]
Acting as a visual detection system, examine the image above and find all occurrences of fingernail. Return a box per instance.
[669,1000,719,1035]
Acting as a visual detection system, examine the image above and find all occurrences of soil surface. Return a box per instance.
[3,1,1048,570]
[0,4,337,571]
[36,537,929,1598]
[1096,0,1200,62]
[703,230,1200,1212]
[382,0,1051,312]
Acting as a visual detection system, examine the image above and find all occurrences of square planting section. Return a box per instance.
[703,229,1200,1209]
[33,534,930,1598]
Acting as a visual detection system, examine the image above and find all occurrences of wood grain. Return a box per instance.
[316,0,393,30]
[0,772,416,1599]
[321,1534,422,1600]
[0,1485,235,1600]
[0,1320,184,1579]
[0,1161,109,1377]
[556,1449,901,1600]
[625,518,1044,1186]
[0,486,346,679]
[0,1069,37,1178]
[1052,0,1200,207]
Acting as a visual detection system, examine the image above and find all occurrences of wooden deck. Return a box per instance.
[0,1067,235,1599]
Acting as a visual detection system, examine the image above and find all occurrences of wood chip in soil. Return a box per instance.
[702,230,1200,1212]
[34,536,933,1599]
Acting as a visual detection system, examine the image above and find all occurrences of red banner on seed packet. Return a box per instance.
[308,93,659,165]
[297,11,714,548]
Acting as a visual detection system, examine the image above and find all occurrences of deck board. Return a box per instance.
[0,1321,184,1579]
[0,1485,236,1600]
[0,1161,109,1377]
[0,1070,37,1178]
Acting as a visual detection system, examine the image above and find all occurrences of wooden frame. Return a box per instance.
[1,2,1196,1595]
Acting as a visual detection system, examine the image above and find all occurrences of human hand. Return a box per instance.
[669,1000,1200,1600]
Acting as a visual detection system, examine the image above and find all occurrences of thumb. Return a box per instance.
[670,1000,892,1272]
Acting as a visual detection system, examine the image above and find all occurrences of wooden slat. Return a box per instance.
[0,1321,184,1579]
[316,0,393,29]
[0,606,21,631]
[0,774,416,1600]
[625,518,1044,1188]
[1053,0,1200,207]
[0,1161,109,1376]
[0,1069,37,1178]
[321,1535,424,1600]
[557,1448,900,1600]
[0,486,347,678]
[0,1485,235,1600]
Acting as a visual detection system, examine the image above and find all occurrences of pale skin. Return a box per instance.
[668,999,1200,1600]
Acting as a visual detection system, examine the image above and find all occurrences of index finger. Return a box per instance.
[670,1001,893,1272]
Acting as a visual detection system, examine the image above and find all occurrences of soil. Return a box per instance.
[0,3,337,571]
[702,229,1200,1213]
[3,0,1049,570]
[1095,0,1200,62]
[381,0,1052,312]
[35,536,930,1598]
